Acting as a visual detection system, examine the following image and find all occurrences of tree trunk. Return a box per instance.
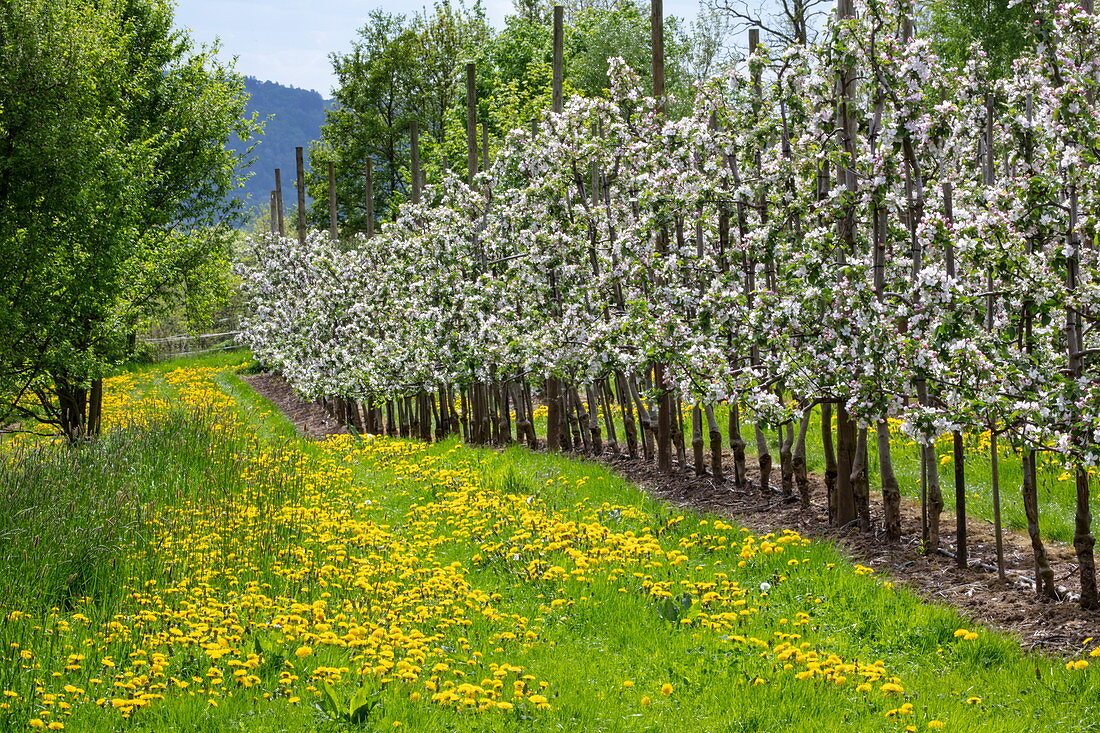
[705,404,723,481]
[755,424,772,495]
[834,401,856,528]
[852,426,870,532]
[779,420,794,497]
[730,402,747,488]
[672,396,687,471]
[877,421,901,540]
[821,402,837,520]
[655,362,673,473]
[546,377,561,452]
[598,379,618,455]
[616,373,639,459]
[87,378,103,437]
[692,405,705,476]
[1022,450,1057,598]
[586,383,603,455]
[990,429,1006,581]
[628,375,654,461]
[1075,467,1098,609]
[953,430,967,568]
[793,407,811,510]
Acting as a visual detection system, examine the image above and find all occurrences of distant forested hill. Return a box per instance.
[230,77,333,219]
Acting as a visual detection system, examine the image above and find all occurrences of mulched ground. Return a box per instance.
[242,372,1099,654]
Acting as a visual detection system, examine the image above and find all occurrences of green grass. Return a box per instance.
[2,355,1097,731]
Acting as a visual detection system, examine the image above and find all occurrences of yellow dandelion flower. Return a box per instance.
[640,696,652,707]
[660,683,673,696]
[294,646,312,659]
[928,722,946,729]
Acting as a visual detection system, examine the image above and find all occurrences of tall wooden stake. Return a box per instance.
[274,168,286,235]
[295,147,307,245]
[552,5,564,113]
[651,0,665,101]
[466,62,478,183]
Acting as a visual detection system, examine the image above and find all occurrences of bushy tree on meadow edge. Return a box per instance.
[0,0,257,440]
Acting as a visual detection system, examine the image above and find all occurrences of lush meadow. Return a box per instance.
[2,358,1099,731]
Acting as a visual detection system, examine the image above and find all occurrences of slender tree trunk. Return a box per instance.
[87,378,103,437]
[629,375,654,461]
[834,402,856,528]
[598,379,618,455]
[398,397,409,438]
[755,425,772,494]
[586,383,603,455]
[730,403,747,488]
[990,429,1006,581]
[672,396,687,470]
[616,373,639,458]
[780,420,794,497]
[705,404,723,481]
[655,362,673,472]
[953,430,967,567]
[546,377,561,452]
[386,400,396,437]
[1022,450,1057,598]
[1075,467,1098,609]
[459,390,469,442]
[821,402,837,520]
[793,407,811,510]
[921,440,943,552]
[692,405,705,476]
[877,421,901,540]
[419,392,432,443]
[852,427,870,532]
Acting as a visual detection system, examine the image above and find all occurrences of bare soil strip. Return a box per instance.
[241,372,1099,653]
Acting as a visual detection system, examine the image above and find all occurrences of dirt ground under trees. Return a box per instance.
[241,372,1099,654]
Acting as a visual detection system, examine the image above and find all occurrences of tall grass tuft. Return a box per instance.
[0,409,246,617]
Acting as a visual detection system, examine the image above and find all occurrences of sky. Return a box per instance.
[172,0,704,95]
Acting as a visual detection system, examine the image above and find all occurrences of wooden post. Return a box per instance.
[481,123,489,174]
[466,62,478,183]
[274,168,286,235]
[269,191,278,235]
[749,27,761,95]
[295,146,307,245]
[364,159,375,237]
[651,0,665,101]
[327,161,338,241]
[552,5,564,114]
[410,121,421,205]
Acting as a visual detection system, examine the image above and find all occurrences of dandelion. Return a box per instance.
[640,696,652,707]
[660,683,673,696]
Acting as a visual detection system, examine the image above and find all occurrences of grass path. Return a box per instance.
[1,354,1098,731]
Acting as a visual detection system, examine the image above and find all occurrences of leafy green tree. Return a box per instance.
[307,2,493,234]
[0,0,255,439]
[923,0,1033,77]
